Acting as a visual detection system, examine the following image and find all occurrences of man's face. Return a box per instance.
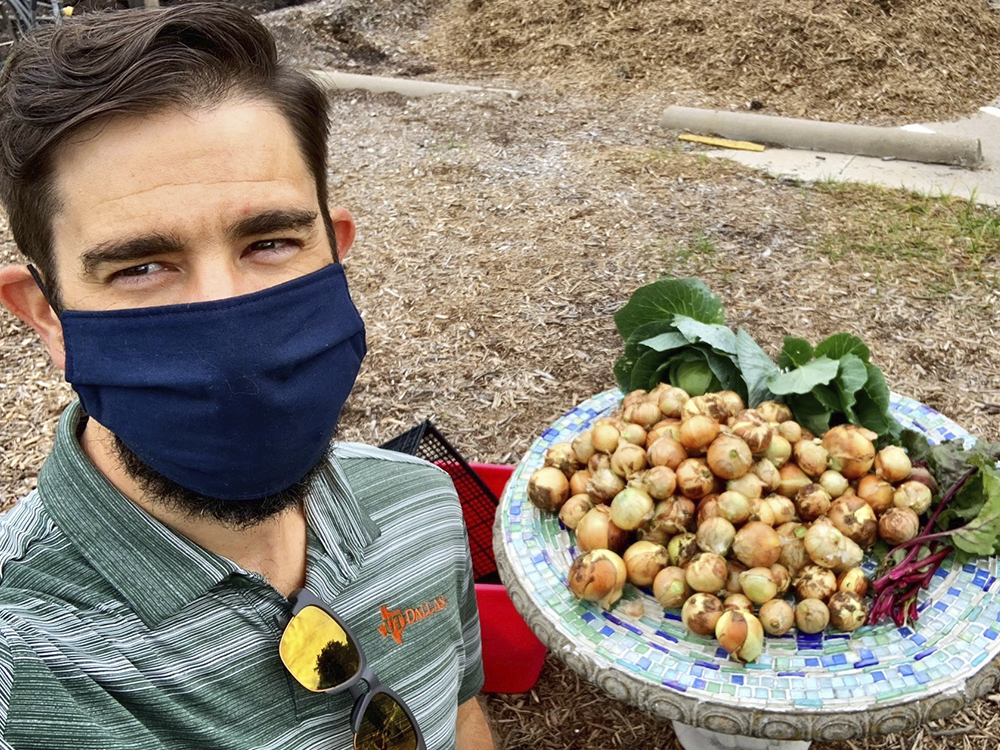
[50,100,337,314]
[37,100,351,525]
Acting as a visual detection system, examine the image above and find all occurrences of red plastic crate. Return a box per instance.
[468,463,547,694]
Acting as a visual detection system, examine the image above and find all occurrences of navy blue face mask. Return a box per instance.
[49,264,365,501]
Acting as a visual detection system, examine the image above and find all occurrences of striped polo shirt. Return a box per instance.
[0,401,483,749]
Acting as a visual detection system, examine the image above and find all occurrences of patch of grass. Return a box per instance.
[808,181,1000,289]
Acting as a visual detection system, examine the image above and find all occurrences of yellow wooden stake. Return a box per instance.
[678,134,765,152]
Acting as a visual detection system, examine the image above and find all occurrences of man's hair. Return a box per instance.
[0,3,334,309]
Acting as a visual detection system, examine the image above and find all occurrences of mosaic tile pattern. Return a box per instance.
[497,390,997,714]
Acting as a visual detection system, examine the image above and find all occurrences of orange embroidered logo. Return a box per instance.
[377,595,448,644]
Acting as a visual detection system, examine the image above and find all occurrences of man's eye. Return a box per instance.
[115,262,164,278]
[251,239,298,253]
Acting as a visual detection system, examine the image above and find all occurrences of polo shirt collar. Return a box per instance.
[38,401,380,628]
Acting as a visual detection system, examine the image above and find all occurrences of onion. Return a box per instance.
[706,434,753,479]
[569,470,592,497]
[588,453,611,474]
[575,505,629,553]
[619,422,647,447]
[874,446,912,483]
[679,415,721,454]
[739,567,778,605]
[610,442,648,479]
[795,598,830,634]
[795,564,837,601]
[764,494,797,525]
[591,421,621,454]
[793,439,829,478]
[827,495,878,548]
[696,495,721,525]
[822,425,876,479]
[837,567,869,597]
[681,592,724,636]
[653,566,692,609]
[572,429,596,464]
[675,458,715,499]
[725,560,747,594]
[827,591,867,631]
[893,481,933,515]
[696,517,737,556]
[764,434,792,468]
[716,390,746,419]
[878,506,920,545]
[758,599,794,636]
[587,467,625,503]
[568,549,627,609]
[778,536,810,576]
[726,472,765,500]
[647,436,688,470]
[559,494,595,530]
[667,532,699,567]
[623,540,669,587]
[752,458,781,492]
[527,467,571,511]
[757,401,793,424]
[769,563,791,595]
[730,409,772,454]
[732,522,781,568]
[795,484,832,521]
[642,465,678,500]
[685,552,728,593]
[818,469,849,498]
[544,443,580,478]
[908,465,938,493]
[681,394,729,423]
[610,487,655,531]
[857,474,894,515]
[716,490,751,525]
[649,496,694,535]
[657,386,690,419]
[747,496,776,526]
[804,524,864,571]
[723,593,754,613]
[621,389,649,411]
[715,610,764,663]
[777,420,802,444]
[624,401,663,431]
[776,463,811,498]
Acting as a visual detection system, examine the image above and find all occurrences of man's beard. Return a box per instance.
[112,435,329,530]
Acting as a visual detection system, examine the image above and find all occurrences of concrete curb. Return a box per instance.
[308,70,521,100]
[660,106,983,168]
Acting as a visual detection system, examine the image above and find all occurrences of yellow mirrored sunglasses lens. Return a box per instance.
[279,605,361,692]
[355,692,418,750]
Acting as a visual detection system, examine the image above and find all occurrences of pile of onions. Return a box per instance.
[525,385,927,663]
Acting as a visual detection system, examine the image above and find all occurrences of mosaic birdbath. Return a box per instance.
[493,390,1000,749]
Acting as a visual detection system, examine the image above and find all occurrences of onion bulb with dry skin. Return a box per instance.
[795,598,830,634]
[758,599,795,636]
[527,467,571,512]
[569,470,592,497]
[588,453,611,474]
[682,593,725,636]
[610,487,655,531]
[779,536,811,576]
[804,523,864,571]
[559,494,595,530]
[908,465,939,494]
[572,430,596,465]
[764,434,792,468]
[827,591,868,631]
[575,505,629,553]
[795,565,838,601]
[696,495,721,525]
[619,422,647,447]
[724,593,754,613]
[682,394,729,424]
[725,560,747,594]
[793,439,829,478]
[624,401,663,431]
[757,401,794,424]
[827,495,878,548]
[715,610,764,663]
[857,474,894,515]
[653,566,692,609]
[567,549,627,609]
[658,386,690,419]
[610,442,648,479]
[730,410,772,454]
[777,463,811,499]
[769,563,791,596]
[752,458,781,493]
[764,494,797,525]
[651,497,695,535]
[642,465,677,500]
[717,391,746,419]
[732,522,782,568]
[726,472,765,500]
[795,484,832,522]
[822,425,876,479]
[622,541,670,587]
[894,481,933,515]
[667,532,699,567]
[706,434,753,479]
[696,517,737,556]
[647,436,688,470]
[591,421,621,454]
[874,446,912,483]
[819,469,850,499]
[837,568,869,597]
[716,490,751,525]
[739,567,778,605]
[777,421,802,444]
[746,497,776,526]
[676,459,716,499]
[685,552,729,593]
[587,467,625,503]
[878,506,920,545]
[679,415,721,454]
[621,389,648,412]
[544,443,580,478]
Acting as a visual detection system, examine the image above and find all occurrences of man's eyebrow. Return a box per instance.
[80,234,184,276]
[226,209,319,242]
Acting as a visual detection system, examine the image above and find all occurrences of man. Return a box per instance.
[0,4,493,748]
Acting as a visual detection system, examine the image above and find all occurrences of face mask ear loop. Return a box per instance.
[26,264,58,316]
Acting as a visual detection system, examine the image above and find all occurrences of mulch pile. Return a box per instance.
[427,0,1000,124]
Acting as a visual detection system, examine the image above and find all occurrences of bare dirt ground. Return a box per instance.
[2,1,1000,748]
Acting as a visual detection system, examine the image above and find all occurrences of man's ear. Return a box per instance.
[329,206,355,262]
[0,264,65,370]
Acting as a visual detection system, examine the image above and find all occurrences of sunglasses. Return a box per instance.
[279,588,425,750]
